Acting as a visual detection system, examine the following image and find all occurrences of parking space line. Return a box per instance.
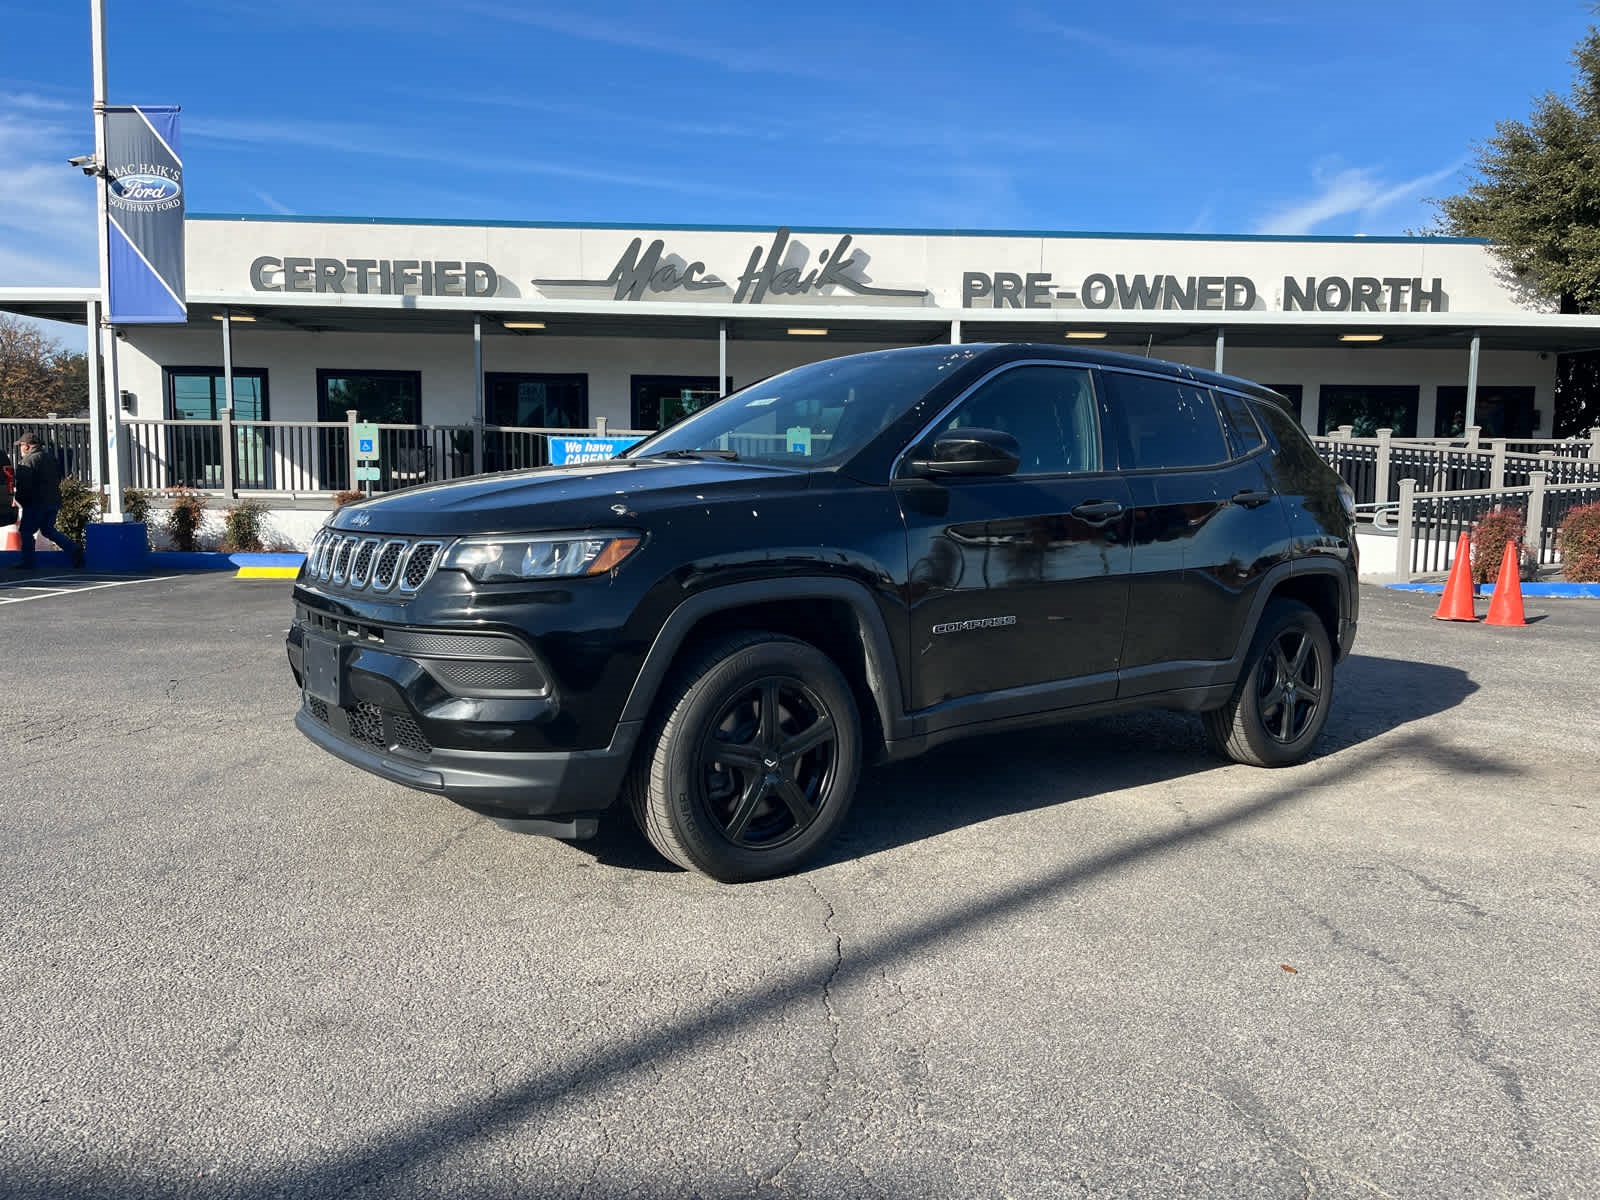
[0,575,184,604]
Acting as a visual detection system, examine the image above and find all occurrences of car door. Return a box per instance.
[894,362,1133,716]
[1100,370,1291,695]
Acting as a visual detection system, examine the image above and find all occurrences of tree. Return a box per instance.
[1430,24,1600,436]
[0,314,90,419]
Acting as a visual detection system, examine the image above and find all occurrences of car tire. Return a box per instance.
[1204,599,1333,768]
[626,632,861,882]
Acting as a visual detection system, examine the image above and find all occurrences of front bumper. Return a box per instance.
[286,608,639,819]
[293,704,639,820]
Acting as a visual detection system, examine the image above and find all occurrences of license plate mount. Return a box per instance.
[303,634,342,706]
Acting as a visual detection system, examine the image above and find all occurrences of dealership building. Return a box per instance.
[7,214,1600,447]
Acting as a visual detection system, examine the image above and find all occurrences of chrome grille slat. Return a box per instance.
[371,540,406,591]
[349,538,380,588]
[400,541,444,591]
[303,532,448,595]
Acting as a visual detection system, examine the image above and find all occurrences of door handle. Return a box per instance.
[1071,500,1127,521]
[1231,489,1273,509]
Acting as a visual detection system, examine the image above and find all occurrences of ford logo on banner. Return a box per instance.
[111,173,182,206]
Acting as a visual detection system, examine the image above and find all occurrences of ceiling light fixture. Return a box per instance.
[1339,332,1385,343]
[503,320,546,330]
[787,327,828,336]
[211,312,256,322]
[1064,330,1108,340]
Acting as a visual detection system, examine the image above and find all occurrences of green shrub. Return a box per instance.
[1470,507,1534,583]
[122,488,153,525]
[220,499,268,553]
[165,487,208,552]
[55,477,103,548]
[1558,501,1600,582]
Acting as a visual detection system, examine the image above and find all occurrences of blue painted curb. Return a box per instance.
[1387,582,1600,598]
[149,551,308,571]
[3,548,308,572]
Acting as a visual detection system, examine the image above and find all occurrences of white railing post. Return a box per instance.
[1490,439,1507,491]
[1465,425,1481,450]
[1526,471,1548,564]
[346,409,360,494]
[219,407,236,498]
[595,416,608,437]
[471,416,484,476]
[1395,478,1416,583]
[1336,424,1353,441]
[1375,428,1392,504]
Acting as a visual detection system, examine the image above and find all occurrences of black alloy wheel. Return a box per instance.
[1204,599,1333,767]
[628,632,861,881]
[695,676,838,851]
[1252,624,1325,745]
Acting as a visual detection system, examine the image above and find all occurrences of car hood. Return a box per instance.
[324,457,811,537]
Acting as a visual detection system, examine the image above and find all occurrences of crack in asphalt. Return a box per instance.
[758,881,845,1195]
[1182,1082,1397,1198]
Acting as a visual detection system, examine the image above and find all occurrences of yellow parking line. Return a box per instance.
[235,566,302,579]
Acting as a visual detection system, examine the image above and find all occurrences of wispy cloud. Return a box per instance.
[1015,12,1279,94]
[454,2,850,82]
[1252,159,1466,235]
[0,95,97,286]
[252,190,296,215]
[187,116,783,202]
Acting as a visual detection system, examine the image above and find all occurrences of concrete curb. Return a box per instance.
[1386,581,1600,598]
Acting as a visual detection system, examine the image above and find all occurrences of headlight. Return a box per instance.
[440,531,642,582]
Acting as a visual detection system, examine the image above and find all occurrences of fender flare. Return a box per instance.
[617,577,908,740]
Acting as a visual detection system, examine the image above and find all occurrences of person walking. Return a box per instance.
[12,431,84,569]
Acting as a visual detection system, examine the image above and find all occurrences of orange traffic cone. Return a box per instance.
[1433,532,1478,621]
[2,527,20,553]
[1485,540,1528,627]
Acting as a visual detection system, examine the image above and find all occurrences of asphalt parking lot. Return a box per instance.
[1,570,1596,1199]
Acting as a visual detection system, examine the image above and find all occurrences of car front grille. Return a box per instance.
[303,695,434,759]
[304,530,447,594]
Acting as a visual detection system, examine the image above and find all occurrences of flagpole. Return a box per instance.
[91,0,126,521]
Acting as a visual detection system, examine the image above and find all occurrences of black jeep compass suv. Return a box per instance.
[287,344,1357,881]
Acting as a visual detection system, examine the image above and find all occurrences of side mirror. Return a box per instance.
[907,427,1021,478]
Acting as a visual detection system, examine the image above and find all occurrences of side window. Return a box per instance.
[1104,372,1229,470]
[1215,389,1266,458]
[936,365,1102,476]
[1249,397,1328,476]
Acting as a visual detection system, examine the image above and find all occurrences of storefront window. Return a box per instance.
[1434,386,1536,438]
[486,373,588,428]
[631,375,729,431]
[317,370,421,424]
[164,367,270,489]
[317,370,423,491]
[1316,385,1419,438]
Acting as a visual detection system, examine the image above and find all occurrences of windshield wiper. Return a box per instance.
[638,447,740,460]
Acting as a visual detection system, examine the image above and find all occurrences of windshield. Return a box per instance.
[623,346,981,467]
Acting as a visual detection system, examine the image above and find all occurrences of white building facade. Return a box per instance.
[11,214,1600,446]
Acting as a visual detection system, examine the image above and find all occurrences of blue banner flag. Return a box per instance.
[105,106,186,323]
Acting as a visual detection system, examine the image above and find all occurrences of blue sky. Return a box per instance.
[1,0,1596,311]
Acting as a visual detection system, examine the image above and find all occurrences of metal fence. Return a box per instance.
[0,417,95,483]
[1312,426,1600,509]
[1391,472,1600,581]
[19,411,649,499]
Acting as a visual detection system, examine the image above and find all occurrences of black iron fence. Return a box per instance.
[1392,472,1600,581]
[1313,427,1600,509]
[24,412,649,499]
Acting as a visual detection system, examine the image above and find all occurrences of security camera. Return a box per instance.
[67,154,99,175]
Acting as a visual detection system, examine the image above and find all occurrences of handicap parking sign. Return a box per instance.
[357,437,375,456]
